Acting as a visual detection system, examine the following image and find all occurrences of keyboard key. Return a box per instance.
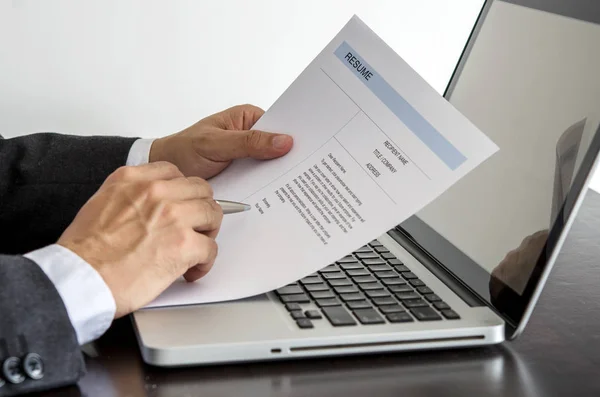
[285,303,301,312]
[382,278,406,286]
[369,240,383,247]
[347,300,373,310]
[394,265,410,272]
[337,255,357,263]
[379,305,405,314]
[410,307,442,321]
[281,294,310,304]
[441,309,460,320]
[433,301,451,310]
[353,308,385,325]
[322,272,347,280]
[387,258,404,266]
[340,293,364,302]
[296,318,314,329]
[402,272,418,280]
[316,298,342,307]
[386,312,414,323]
[366,290,390,298]
[301,276,322,285]
[381,253,396,260]
[353,276,377,283]
[388,285,414,294]
[346,269,371,277]
[334,285,359,294]
[304,283,330,292]
[374,271,397,279]
[319,265,339,273]
[340,262,363,270]
[424,294,442,302]
[355,245,373,253]
[396,292,421,301]
[328,278,353,287]
[372,297,397,306]
[403,299,429,308]
[276,285,304,295]
[309,290,335,300]
[374,246,390,253]
[388,285,413,293]
[417,287,433,295]
[290,310,305,319]
[305,310,323,319]
[363,258,387,266]
[358,282,384,291]
[356,252,379,259]
[409,279,425,287]
[368,264,393,272]
[322,306,357,326]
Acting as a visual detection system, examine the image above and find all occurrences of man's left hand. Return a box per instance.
[149,104,294,179]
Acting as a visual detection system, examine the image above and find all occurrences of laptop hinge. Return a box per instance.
[386,227,486,307]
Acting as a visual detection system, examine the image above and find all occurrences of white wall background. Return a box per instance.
[0,0,483,140]
[2,0,598,194]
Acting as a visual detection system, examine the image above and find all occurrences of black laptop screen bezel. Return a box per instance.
[396,0,600,334]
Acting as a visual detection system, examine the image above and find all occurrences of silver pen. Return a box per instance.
[215,199,252,214]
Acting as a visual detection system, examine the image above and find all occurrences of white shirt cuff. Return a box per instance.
[126,138,155,166]
[24,244,116,345]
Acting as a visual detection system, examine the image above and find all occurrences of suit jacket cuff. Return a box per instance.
[24,245,116,345]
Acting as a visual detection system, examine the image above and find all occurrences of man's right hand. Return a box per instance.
[57,161,223,318]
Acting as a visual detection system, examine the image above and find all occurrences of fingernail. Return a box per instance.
[272,135,291,150]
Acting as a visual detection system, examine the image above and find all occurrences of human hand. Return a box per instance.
[491,229,549,296]
[57,162,223,318]
[149,104,294,179]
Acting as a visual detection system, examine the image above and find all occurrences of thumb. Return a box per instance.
[217,129,294,160]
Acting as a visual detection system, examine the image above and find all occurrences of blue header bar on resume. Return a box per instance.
[334,41,466,170]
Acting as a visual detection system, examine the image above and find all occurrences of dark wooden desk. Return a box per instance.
[45,190,600,397]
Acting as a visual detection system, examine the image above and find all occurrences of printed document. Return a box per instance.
[145,15,498,308]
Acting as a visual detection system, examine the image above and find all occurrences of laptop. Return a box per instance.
[132,0,600,366]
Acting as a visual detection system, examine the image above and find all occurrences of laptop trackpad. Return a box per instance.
[135,293,292,346]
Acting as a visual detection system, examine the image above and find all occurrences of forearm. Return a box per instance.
[0,133,138,254]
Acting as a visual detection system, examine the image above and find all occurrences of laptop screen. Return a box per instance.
[400,1,600,326]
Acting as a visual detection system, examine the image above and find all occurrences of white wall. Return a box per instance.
[0,0,483,141]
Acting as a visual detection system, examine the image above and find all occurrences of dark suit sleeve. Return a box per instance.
[0,132,139,395]
[0,255,84,396]
[0,133,138,255]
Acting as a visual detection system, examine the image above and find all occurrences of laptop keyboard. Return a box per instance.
[275,240,460,329]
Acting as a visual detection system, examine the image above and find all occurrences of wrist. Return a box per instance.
[24,244,117,344]
[57,239,127,318]
[57,237,114,299]
[149,136,171,163]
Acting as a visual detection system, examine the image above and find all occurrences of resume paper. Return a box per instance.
[145,15,498,308]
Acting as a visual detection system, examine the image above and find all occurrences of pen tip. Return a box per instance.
[243,203,251,211]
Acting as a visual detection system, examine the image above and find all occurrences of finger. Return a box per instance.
[174,198,223,233]
[104,161,183,186]
[182,233,218,277]
[216,104,265,130]
[182,217,221,282]
[205,129,293,160]
[148,177,214,202]
[235,104,265,130]
[183,264,211,282]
